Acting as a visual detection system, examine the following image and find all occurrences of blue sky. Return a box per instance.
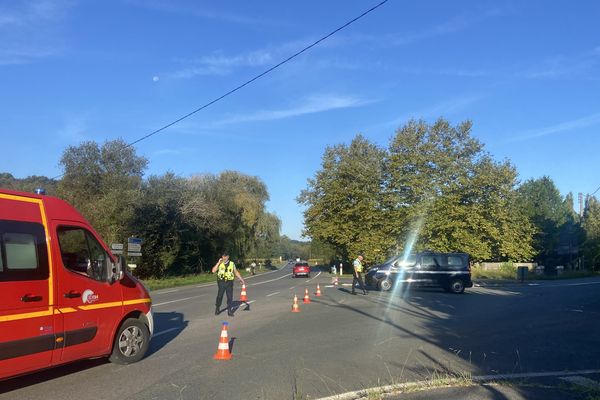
[1,0,599,240]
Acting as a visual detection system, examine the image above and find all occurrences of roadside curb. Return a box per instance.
[315,369,600,400]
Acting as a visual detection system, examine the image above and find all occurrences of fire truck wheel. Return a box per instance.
[109,318,150,364]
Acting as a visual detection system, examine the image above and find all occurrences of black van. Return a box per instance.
[365,251,473,294]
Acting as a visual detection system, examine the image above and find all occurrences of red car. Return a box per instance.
[0,189,153,381]
[293,262,311,278]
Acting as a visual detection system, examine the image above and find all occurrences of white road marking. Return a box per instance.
[266,292,280,297]
[149,264,289,293]
[153,327,180,337]
[375,337,396,346]
[196,283,214,288]
[155,289,180,294]
[543,281,600,288]
[559,376,600,390]
[325,285,334,288]
[570,309,584,312]
[251,272,293,286]
[342,283,352,287]
[154,296,200,307]
[246,300,256,304]
[563,281,600,287]
[306,271,322,282]
[528,283,540,286]
[245,265,290,280]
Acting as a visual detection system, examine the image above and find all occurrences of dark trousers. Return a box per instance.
[216,279,234,311]
[352,272,367,294]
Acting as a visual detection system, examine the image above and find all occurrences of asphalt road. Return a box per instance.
[2,262,600,400]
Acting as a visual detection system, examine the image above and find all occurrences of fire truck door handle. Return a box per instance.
[21,294,43,302]
[64,291,82,299]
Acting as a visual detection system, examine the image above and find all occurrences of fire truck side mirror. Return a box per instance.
[111,255,125,283]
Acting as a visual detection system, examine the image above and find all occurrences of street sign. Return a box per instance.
[110,243,124,255]
[127,264,137,269]
[128,252,142,257]
[128,243,141,252]
[127,237,143,253]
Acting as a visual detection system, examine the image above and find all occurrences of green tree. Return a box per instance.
[278,236,310,260]
[0,172,58,194]
[583,196,600,270]
[252,212,282,259]
[300,119,534,263]
[130,173,192,277]
[57,139,148,244]
[517,176,572,264]
[386,119,533,261]
[299,135,395,263]
[129,171,282,278]
[187,171,275,260]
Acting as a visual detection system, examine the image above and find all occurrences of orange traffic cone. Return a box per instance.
[291,294,301,312]
[213,322,232,360]
[315,284,322,297]
[240,283,248,302]
[303,287,311,304]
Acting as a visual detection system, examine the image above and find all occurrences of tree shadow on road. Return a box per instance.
[326,283,600,399]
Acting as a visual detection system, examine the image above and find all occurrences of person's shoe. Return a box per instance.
[363,291,368,295]
[351,292,357,295]
[215,307,220,315]
[227,309,234,317]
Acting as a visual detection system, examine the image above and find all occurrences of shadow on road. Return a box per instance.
[336,287,354,294]
[324,280,600,399]
[1,311,188,394]
[0,359,107,395]
[146,311,188,358]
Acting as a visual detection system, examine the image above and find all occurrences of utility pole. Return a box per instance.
[578,192,584,218]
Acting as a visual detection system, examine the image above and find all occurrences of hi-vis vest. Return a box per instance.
[353,258,363,273]
[217,261,235,281]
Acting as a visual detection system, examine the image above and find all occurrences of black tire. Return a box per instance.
[448,279,465,294]
[109,318,150,365]
[377,278,393,292]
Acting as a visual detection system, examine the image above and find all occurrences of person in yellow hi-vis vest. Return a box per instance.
[212,252,245,316]
[352,254,368,295]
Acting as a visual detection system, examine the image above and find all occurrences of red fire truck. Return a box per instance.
[0,188,153,380]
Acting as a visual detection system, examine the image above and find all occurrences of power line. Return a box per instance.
[591,185,600,197]
[52,0,389,180]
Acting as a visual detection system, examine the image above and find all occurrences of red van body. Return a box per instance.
[0,189,153,380]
